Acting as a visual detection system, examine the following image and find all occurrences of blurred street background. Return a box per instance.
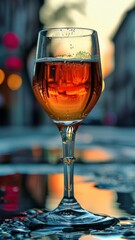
[0,0,135,128]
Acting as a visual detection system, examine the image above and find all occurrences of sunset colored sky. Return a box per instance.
[84,0,135,76]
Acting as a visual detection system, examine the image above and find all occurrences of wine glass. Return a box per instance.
[32,27,117,229]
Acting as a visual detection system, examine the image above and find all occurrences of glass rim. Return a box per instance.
[39,27,98,38]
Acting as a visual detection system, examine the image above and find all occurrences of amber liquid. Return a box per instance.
[32,58,102,122]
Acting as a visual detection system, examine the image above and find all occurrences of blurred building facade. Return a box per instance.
[0,0,44,126]
[104,5,135,126]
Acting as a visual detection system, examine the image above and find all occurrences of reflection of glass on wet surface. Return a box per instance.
[46,174,119,218]
[0,164,135,239]
[1,126,135,238]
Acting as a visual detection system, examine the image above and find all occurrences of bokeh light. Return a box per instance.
[7,74,22,91]
[2,32,20,50]
[0,69,5,85]
[81,147,113,162]
[5,56,23,71]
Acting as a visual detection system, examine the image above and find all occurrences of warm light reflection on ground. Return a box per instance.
[80,235,122,240]
[80,147,113,162]
[79,235,100,240]
[46,174,120,217]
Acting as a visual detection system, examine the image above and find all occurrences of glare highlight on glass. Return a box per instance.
[102,79,105,92]
[7,74,22,90]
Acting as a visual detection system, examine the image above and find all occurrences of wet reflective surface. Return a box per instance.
[0,125,135,239]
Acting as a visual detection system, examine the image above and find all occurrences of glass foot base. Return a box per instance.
[37,200,118,230]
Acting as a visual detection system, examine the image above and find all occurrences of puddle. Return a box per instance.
[0,167,135,239]
[0,129,135,239]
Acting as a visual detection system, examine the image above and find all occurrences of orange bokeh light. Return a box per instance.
[7,73,22,90]
[0,69,5,85]
[81,147,113,162]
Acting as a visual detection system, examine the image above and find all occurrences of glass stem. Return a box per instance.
[60,125,77,200]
